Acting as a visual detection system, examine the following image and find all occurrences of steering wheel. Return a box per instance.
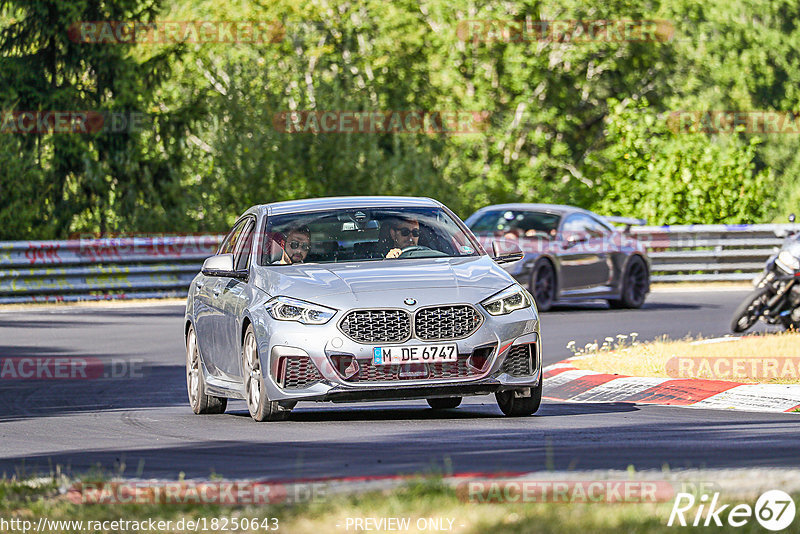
[397,245,432,258]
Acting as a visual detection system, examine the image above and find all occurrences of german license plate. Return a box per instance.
[373,344,457,365]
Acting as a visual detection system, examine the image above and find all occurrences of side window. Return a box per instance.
[584,217,610,239]
[561,214,586,236]
[234,220,255,271]
[218,220,247,255]
[562,214,608,240]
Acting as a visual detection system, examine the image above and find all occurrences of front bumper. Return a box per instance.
[250,306,541,402]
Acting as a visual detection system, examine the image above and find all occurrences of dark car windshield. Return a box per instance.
[468,209,561,239]
[259,207,480,265]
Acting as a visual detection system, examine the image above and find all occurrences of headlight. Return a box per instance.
[265,296,337,325]
[481,284,532,316]
[777,250,800,273]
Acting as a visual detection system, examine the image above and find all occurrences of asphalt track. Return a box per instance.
[1,289,797,480]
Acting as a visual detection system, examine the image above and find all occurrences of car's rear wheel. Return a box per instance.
[530,260,556,312]
[427,397,462,410]
[609,256,649,309]
[495,380,543,417]
[186,325,227,415]
[243,325,290,422]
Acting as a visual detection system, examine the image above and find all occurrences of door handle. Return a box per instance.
[212,287,221,297]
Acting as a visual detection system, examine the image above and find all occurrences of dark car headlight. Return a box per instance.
[481,284,533,316]
[265,296,337,325]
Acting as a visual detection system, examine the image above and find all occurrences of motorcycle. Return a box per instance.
[731,214,800,332]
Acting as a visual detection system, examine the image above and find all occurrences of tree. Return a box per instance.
[0,0,193,238]
[587,99,775,224]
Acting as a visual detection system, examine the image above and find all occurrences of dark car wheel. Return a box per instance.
[495,379,543,417]
[243,325,291,422]
[186,325,227,415]
[530,260,556,312]
[609,256,649,309]
[427,397,462,410]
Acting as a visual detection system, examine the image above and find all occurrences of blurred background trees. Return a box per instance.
[0,0,797,238]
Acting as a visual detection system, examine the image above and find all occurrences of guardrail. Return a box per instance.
[631,224,800,283]
[0,236,223,304]
[1,224,798,303]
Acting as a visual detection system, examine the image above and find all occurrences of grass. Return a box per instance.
[567,332,800,384]
[0,476,793,534]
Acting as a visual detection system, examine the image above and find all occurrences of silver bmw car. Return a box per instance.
[184,197,542,421]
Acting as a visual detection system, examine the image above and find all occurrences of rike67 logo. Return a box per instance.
[668,490,796,531]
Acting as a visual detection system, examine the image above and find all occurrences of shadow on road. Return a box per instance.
[3,403,800,480]
[228,399,638,422]
[0,365,187,423]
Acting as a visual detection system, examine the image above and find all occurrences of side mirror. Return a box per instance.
[202,254,248,280]
[491,241,524,264]
[563,233,587,248]
[790,213,796,223]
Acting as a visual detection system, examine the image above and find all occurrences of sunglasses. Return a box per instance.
[396,228,420,237]
[288,241,310,251]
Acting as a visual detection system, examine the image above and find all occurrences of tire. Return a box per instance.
[609,256,649,309]
[495,379,543,417]
[242,324,291,422]
[530,260,556,312]
[730,286,771,333]
[186,325,227,415]
[426,397,462,410]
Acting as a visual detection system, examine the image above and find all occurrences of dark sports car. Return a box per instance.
[465,204,650,311]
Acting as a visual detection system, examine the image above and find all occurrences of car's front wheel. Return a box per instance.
[495,380,542,417]
[186,325,227,415]
[243,325,291,422]
[427,397,462,410]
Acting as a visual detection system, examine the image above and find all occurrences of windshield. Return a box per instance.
[259,207,481,265]
[468,209,561,239]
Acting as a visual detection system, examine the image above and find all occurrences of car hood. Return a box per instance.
[251,256,516,307]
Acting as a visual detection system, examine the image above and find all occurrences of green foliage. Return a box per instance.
[0,0,189,238]
[0,134,50,238]
[0,0,797,238]
[435,0,680,214]
[183,0,455,229]
[588,100,775,224]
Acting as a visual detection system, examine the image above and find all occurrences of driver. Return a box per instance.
[279,225,311,264]
[385,217,420,259]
